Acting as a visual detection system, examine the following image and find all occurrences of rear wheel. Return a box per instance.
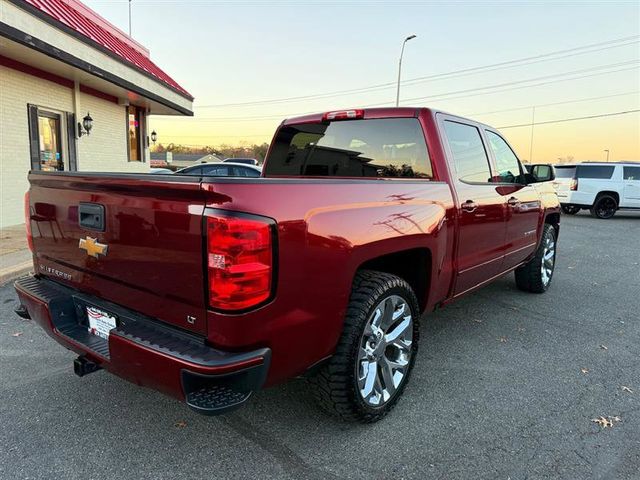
[309,270,420,423]
[515,224,556,293]
[590,194,617,219]
[561,205,580,215]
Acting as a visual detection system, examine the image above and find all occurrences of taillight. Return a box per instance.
[24,191,33,252]
[570,178,578,191]
[322,109,364,121]
[206,214,274,311]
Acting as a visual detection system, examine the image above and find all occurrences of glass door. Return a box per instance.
[38,111,63,171]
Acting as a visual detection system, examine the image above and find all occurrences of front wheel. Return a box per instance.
[515,224,557,293]
[309,270,420,423]
[590,194,617,219]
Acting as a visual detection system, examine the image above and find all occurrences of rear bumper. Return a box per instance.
[557,191,594,207]
[14,275,270,415]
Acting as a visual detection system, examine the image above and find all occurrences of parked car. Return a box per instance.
[16,107,559,423]
[223,158,259,166]
[176,162,261,177]
[554,162,640,218]
[149,168,174,174]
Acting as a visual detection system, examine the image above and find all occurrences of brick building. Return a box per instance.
[0,0,193,227]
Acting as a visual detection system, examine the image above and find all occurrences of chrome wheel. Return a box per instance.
[356,295,413,407]
[541,236,556,286]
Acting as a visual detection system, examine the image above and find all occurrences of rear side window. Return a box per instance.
[576,165,615,179]
[623,166,640,180]
[443,121,492,183]
[202,166,230,176]
[554,167,576,179]
[264,118,432,178]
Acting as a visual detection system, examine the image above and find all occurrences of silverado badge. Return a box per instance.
[79,237,108,259]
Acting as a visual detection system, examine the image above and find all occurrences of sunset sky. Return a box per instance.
[85,0,640,162]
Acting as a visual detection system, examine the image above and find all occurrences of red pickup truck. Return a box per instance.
[15,107,559,422]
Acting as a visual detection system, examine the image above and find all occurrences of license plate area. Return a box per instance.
[85,306,118,340]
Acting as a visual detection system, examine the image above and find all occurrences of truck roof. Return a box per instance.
[282,106,498,131]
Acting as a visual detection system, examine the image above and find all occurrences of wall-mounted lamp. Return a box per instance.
[151,130,158,145]
[77,112,93,137]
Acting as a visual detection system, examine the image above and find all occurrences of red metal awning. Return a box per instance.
[24,0,193,100]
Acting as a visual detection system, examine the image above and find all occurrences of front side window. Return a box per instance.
[623,166,640,180]
[443,120,492,183]
[485,131,523,183]
[128,106,143,162]
[264,118,432,178]
[576,165,615,179]
[38,111,63,171]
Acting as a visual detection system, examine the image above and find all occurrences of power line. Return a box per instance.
[154,107,640,141]
[151,62,639,122]
[359,65,639,108]
[467,90,640,116]
[380,60,640,105]
[194,35,639,108]
[497,109,640,129]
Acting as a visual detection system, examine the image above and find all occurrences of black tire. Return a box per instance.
[309,270,420,423]
[590,194,617,219]
[515,224,557,293]
[561,205,580,215]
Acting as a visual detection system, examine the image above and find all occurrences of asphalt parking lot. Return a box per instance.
[0,211,638,480]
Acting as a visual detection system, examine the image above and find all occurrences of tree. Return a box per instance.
[556,155,575,164]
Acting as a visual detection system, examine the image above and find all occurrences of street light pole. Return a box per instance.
[528,106,536,164]
[604,149,610,162]
[396,35,416,107]
[128,0,132,36]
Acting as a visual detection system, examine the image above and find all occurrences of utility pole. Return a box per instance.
[396,35,416,107]
[128,0,132,36]
[604,149,610,162]
[528,106,536,164]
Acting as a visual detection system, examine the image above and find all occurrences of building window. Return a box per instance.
[28,105,64,172]
[28,105,77,172]
[128,106,144,162]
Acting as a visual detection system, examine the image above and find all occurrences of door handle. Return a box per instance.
[507,197,521,207]
[461,200,478,213]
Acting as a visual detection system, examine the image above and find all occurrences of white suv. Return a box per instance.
[554,162,640,219]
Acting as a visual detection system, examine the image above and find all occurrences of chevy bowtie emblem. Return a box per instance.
[79,237,108,258]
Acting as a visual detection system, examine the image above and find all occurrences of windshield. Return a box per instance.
[264,118,432,178]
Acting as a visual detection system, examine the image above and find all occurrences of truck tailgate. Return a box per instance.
[27,172,208,335]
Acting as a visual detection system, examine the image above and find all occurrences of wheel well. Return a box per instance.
[545,212,560,237]
[595,191,620,205]
[358,248,431,311]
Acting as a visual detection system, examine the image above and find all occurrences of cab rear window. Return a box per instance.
[264,118,432,178]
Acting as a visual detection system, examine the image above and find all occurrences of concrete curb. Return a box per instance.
[0,262,33,286]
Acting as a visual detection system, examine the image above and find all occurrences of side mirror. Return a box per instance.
[529,164,555,183]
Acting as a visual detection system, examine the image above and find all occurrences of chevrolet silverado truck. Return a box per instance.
[15,107,560,423]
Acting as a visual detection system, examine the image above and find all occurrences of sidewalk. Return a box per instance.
[0,224,32,285]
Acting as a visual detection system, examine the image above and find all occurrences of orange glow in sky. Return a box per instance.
[85,1,640,162]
